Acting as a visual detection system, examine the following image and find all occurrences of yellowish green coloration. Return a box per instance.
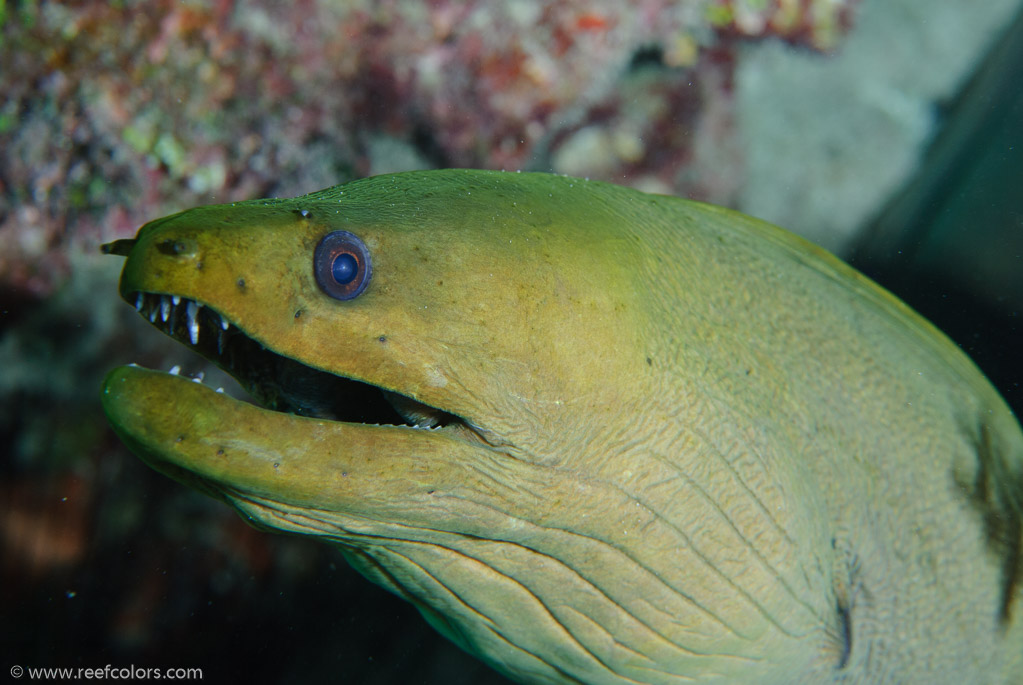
[102,170,1023,684]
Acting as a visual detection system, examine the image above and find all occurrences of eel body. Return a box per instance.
[101,170,1023,684]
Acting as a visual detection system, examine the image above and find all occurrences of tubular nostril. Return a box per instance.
[101,238,137,256]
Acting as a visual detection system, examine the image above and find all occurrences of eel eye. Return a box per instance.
[314,231,372,300]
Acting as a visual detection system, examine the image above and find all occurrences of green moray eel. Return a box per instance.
[101,169,1023,684]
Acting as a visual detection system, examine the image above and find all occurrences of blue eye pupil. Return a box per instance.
[331,253,358,284]
[314,230,371,301]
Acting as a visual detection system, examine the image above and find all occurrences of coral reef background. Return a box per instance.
[2,0,1021,682]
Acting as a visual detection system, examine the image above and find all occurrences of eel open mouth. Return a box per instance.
[129,290,461,430]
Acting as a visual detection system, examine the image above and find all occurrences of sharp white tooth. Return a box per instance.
[135,294,143,312]
[219,314,229,331]
[172,295,180,305]
[191,376,202,383]
[169,365,181,375]
[195,371,205,382]
[128,362,139,367]
[216,387,224,393]
[148,305,158,323]
[186,301,199,345]
[160,296,171,322]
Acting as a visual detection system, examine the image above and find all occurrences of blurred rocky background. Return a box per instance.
[2,0,1021,682]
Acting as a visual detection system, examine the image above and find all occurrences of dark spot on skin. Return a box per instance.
[410,244,428,263]
[378,335,387,343]
[646,357,652,366]
[835,599,852,670]
[1003,531,1023,623]
[427,490,435,495]
[237,278,246,292]
[176,435,185,443]
[273,463,280,470]
[437,280,443,286]
[746,369,752,375]
[216,449,224,456]
[829,534,864,670]
[341,472,348,477]
[294,309,303,319]
[960,419,1023,623]
[196,261,203,270]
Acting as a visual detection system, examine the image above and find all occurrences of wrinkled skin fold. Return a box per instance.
[102,170,1023,684]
